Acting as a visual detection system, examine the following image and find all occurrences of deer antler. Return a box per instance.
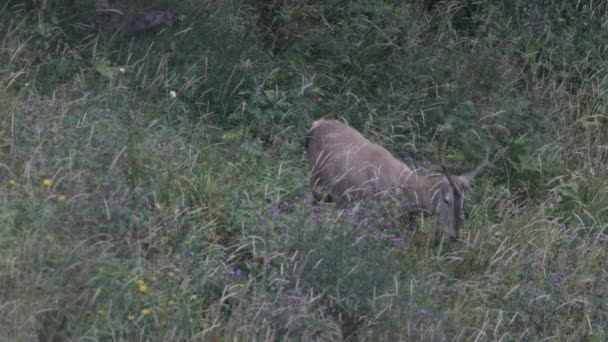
[483,147,496,168]
[458,147,495,187]
[438,142,462,197]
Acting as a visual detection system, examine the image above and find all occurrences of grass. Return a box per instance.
[1,0,607,340]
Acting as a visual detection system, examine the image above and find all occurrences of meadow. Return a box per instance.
[0,0,607,340]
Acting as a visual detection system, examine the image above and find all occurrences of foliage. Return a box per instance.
[1,0,607,340]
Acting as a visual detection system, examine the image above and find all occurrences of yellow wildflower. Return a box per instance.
[4,257,12,265]
[8,179,16,185]
[136,279,145,286]
[168,271,176,278]
[129,271,136,276]
[141,308,150,316]
[98,309,105,315]
[42,179,52,186]
[151,276,157,282]
[128,313,135,321]
[57,195,66,201]
[139,284,147,293]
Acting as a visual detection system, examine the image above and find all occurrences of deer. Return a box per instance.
[305,119,493,240]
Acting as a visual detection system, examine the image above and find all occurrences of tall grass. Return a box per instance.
[1,0,607,340]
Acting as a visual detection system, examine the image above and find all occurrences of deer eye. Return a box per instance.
[443,195,450,205]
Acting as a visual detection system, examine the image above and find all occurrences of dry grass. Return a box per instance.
[0,1,607,340]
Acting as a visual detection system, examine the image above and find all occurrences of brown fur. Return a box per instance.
[306,119,492,239]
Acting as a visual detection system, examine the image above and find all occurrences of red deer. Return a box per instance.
[306,119,492,240]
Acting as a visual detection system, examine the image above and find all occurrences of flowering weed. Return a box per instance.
[1,1,607,341]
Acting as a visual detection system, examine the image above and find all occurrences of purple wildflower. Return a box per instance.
[293,195,301,202]
[550,273,565,287]
[269,206,280,218]
[537,256,545,266]
[591,288,603,297]
[255,72,264,86]
[312,205,321,212]
[345,209,353,216]
[136,119,144,128]
[258,215,266,223]
[384,221,393,228]
[103,112,114,119]
[311,213,319,221]
[561,223,567,230]
[227,268,244,276]
[422,160,432,167]
[392,237,404,244]
[598,233,608,243]
[415,307,429,315]
[255,136,264,145]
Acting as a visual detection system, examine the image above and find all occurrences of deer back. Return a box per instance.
[307,119,418,203]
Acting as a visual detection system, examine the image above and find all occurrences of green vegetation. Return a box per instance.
[1,0,607,340]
